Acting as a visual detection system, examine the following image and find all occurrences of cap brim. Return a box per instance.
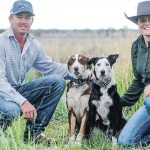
[13,11,35,16]
[124,13,138,24]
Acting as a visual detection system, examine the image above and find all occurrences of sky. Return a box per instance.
[0,0,143,30]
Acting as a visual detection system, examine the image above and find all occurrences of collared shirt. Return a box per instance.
[0,27,69,106]
[131,35,150,82]
[122,35,150,105]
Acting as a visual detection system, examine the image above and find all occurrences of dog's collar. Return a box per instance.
[69,77,92,88]
[93,78,111,88]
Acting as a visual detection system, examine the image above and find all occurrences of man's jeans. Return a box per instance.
[0,75,66,141]
[118,96,150,147]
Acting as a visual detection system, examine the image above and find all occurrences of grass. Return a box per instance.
[0,96,147,150]
[0,29,149,149]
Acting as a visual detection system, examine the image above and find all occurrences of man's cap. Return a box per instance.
[10,0,35,16]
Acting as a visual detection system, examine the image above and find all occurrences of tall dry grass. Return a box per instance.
[32,29,138,93]
[33,29,137,61]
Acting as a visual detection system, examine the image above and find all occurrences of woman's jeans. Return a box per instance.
[118,96,150,147]
[0,75,66,141]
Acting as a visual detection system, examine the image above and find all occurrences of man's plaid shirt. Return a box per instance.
[0,27,68,105]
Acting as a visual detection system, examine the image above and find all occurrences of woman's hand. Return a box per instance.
[144,85,150,98]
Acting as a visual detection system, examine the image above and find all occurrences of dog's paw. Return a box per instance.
[69,135,75,145]
[112,136,118,146]
[76,133,83,142]
[75,133,83,146]
[75,141,82,146]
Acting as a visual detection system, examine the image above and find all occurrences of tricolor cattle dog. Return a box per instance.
[85,54,126,144]
[66,54,92,145]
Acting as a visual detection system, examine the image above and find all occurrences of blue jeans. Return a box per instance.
[118,97,150,147]
[0,75,66,140]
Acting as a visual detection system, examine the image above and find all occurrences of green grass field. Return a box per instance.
[0,94,148,150]
[0,29,150,150]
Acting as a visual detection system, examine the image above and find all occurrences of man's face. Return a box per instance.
[9,12,34,36]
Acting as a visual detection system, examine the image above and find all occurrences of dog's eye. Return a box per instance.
[68,58,75,65]
[79,58,84,63]
[97,63,100,66]
[106,63,109,66]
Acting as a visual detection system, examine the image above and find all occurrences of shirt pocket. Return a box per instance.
[23,52,37,72]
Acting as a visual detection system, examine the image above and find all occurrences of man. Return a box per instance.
[0,0,69,144]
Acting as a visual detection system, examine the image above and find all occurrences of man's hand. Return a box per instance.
[21,100,37,121]
[144,85,150,98]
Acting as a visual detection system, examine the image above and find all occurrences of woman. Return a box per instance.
[118,1,150,147]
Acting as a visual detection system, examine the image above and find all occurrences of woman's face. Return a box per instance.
[138,16,150,38]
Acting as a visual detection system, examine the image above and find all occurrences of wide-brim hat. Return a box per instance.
[10,0,35,16]
[125,1,150,24]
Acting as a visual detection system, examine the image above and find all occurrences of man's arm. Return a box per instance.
[0,48,37,120]
[33,46,69,78]
[0,53,27,105]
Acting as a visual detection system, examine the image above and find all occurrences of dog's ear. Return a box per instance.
[67,55,76,71]
[87,57,99,66]
[107,54,119,66]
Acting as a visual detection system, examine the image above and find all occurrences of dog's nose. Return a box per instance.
[100,70,105,76]
[74,66,79,72]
